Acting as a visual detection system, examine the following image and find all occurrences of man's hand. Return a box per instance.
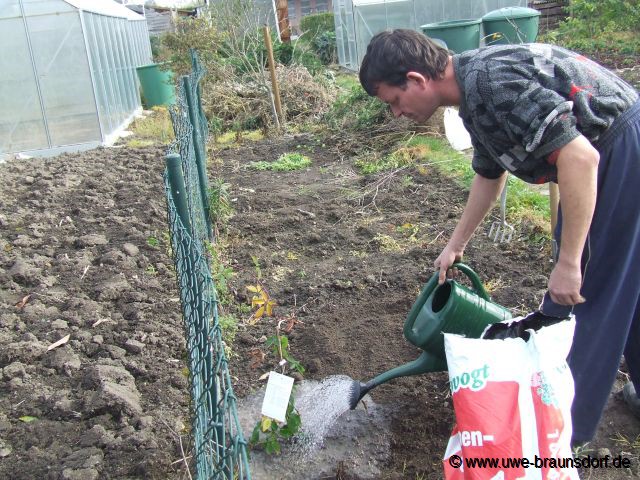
[434,245,463,285]
[548,260,585,305]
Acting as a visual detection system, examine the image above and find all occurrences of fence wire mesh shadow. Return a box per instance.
[163,50,251,479]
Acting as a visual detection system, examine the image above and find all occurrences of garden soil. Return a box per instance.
[1,132,639,479]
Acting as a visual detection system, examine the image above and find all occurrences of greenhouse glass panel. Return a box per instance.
[113,18,131,124]
[335,0,527,70]
[0,1,48,152]
[352,0,415,66]
[136,23,144,65]
[137,24,144,62]
[96,15,119,132]
[414,0,526,24]
[0,2,21,19]
[25,9,100,145]
[1,0,153,158]
[118,19,134,113]
[139,24,147,64]
[105,16,125,127]
[335,0,358,69]
[83,12,111,137]
[143,23,152,60]
[138,24,146,64]
[134,23,142,61]
[121,22,139,112]
[112,18,129,114]
[22,0,74,16]
[139,25,151,61]
[128,22,140,67]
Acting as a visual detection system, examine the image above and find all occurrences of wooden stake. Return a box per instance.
[275,0,291,42]
[262,26,283,127]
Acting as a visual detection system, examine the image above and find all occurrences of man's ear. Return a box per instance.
[406,71,428,88]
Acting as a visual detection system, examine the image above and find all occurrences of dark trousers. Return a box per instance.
[545,100,640,443]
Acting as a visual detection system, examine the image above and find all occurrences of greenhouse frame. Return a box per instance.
[0,0,153,159]
[334,0,528,70]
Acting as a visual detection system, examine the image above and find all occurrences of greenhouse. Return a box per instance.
[334,0,529,70]
[0,0,152,159]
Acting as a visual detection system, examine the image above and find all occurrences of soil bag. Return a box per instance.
[444,107,473,151]
[442,313,578,479]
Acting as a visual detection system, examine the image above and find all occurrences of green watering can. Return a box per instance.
[348,263,512,409]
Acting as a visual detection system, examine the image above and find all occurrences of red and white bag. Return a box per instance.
[442,317,579,480]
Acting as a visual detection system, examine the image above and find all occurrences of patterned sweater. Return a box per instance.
[453,44,638,183]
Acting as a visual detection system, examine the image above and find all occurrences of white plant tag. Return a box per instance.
[261,371,294,423]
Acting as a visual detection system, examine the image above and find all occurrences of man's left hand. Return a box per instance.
[548,260,585,306]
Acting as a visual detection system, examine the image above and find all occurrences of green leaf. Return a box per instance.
[290,411,301,427]
[249,423,260,445]
[280,412,301,437]
[264,436,281,455]
[19,416,38,423]
[285,355,305,374]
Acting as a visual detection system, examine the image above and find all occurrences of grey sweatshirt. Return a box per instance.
[453,44,638,183]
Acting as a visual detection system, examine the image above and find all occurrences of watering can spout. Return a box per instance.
[348,351,446,409]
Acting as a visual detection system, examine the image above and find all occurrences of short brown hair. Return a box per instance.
[359,29,450,96]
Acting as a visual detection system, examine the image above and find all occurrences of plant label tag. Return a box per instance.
[261,371,294,423]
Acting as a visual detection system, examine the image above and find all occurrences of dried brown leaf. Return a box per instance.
[282,315,302,333]
[248,348,265,369]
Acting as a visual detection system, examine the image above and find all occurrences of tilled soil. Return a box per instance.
[0,131,638,479]
[0,146,188,479]
[217,134,639,479]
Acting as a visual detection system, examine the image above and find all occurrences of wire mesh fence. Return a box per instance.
[164,50,251,480]
[169,57,211,248]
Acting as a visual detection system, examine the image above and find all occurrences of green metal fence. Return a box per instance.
[168,51,211,248]
[163,50,251,479]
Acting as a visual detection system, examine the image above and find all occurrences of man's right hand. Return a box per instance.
[434,245,464,285]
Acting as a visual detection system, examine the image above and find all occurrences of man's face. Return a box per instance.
[375,73,437,123]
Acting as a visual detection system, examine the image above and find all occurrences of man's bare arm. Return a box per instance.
[435,173,506,283]
[550,135,600,305]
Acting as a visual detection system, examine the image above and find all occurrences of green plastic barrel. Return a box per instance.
[482,7,541,45]
[421,19,481,53]
[135,63,176,108]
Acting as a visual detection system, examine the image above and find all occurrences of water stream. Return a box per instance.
[236,375,392,479]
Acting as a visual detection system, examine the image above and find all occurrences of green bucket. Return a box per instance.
[421,18,481,53]
[482,7,541,45]
[135,63,176,108]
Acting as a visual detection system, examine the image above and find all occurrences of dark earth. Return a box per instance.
[0,66,638,479]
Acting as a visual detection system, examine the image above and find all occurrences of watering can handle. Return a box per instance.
[403,262,490,341]
[453,262,491,301]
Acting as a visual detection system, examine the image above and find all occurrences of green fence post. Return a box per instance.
[167,153,228,477]
[166,153,207,399]
[182,75,213,241]
[165,154,192,232]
